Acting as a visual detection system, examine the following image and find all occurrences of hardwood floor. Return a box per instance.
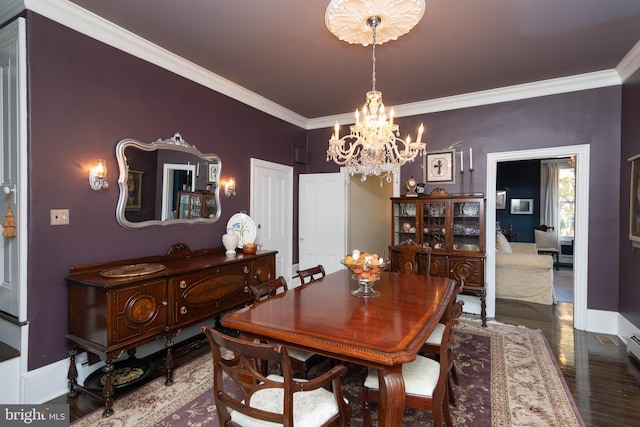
[51,299,640,426]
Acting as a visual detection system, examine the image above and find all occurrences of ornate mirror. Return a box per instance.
[115,133,221,229]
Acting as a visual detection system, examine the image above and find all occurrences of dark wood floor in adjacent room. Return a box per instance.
[52,297,640,427]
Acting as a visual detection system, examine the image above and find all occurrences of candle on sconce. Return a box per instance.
[460,151,464,173]
[469,147,473,170]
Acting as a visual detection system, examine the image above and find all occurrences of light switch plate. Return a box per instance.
[50,209,69,225]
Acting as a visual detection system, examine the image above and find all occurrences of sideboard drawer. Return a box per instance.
[172,262,251,327]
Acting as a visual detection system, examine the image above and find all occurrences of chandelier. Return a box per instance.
[325,0,427,184]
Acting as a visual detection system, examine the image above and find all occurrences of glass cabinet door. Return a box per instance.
[178,193,190,219]
[203,195,217,218]
[393,202,417,244]
[422,201,448,250]
[452,200,482,252]
[189,194,203,218]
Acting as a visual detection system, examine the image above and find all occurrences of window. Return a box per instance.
[558,166,575,237]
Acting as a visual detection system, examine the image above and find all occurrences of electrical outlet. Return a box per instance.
[50,209,69,225]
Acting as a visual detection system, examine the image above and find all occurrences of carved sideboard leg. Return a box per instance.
[164,334,175,386]
[101,361,115,417]
[67,348,78,398]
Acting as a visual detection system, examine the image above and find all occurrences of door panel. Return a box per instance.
[298,173,346,277]
[250,159,293,283]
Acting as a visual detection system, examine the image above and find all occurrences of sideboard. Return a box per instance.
[65,242,276,417]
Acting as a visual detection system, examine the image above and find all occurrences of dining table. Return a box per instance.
[222,268,457,427]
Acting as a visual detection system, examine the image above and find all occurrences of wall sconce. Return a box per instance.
[89,159,109,191]
[224,177,236,197]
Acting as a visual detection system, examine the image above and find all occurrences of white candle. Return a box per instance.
[417,124,424,143]
[460,151,464,172]
[469,147,473,170]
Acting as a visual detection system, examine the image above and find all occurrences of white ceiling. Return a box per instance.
[45,1,640,124]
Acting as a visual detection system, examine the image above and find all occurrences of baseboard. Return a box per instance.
[618,313,640,345]
[585,308,619,335]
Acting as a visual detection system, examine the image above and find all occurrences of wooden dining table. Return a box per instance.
[222,269,457,427]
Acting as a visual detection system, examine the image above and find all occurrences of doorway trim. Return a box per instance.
[486,144,590,330]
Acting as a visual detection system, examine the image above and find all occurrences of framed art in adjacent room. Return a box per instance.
[496,190,506,209]
[629,153,640,247]
[510,198,533,215]
[424,150,455,183]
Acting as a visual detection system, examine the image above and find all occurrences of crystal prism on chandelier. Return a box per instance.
[325,2,427,184]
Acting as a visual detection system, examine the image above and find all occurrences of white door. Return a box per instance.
[0,19,26,320]
[250,159,293,285]
[298,173,346,279]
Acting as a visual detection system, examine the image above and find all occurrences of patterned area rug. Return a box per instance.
[71,319,584,426]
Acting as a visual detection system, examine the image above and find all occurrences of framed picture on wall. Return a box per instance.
[496,190,506,209]
[510,198,533,215]
[629,153,640,247]
[208,163,219,184]
[424,150,455,183]
[126,170,143,210]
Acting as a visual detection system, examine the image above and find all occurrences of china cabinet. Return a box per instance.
[176,190,217,219]
[65,243,276,416]
[391,191,486,324]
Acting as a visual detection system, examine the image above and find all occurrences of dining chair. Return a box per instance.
[248,276,288,303]
[202,326,351,427]
[251,273,329,378]
[421,297,464,406]
[388,240,432,275]
[296,264,326,285]
[361,314,458,427]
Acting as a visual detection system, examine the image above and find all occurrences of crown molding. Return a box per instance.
[617,39,640,83]
[9,0,633,131]
[0,0,25,24]
[22,0,308,129]
[307,70,621,129]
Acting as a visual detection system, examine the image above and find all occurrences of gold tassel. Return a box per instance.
[2,206,16,237]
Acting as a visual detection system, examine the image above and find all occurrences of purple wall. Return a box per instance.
[26,13,305,369]
[620,69,640,328]
[22,11,639,371]
[309,88,624,317]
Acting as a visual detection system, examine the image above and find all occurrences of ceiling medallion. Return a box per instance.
[325,0,426,46]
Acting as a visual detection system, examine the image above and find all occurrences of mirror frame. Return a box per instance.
[115,133,222,229]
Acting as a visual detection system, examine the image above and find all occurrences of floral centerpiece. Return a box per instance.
[341,249,385,298]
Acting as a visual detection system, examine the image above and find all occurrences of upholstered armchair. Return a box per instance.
[495,232,555,305]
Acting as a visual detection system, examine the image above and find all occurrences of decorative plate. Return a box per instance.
[226,213,257,248]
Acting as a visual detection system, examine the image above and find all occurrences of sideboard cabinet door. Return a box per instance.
[110,279,168,347]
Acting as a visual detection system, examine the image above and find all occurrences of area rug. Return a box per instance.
[71,319,585,426]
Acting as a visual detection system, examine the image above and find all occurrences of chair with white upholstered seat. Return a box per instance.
[361,313,458,427]
[202,326,351,427]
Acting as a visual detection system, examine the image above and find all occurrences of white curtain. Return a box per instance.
[540,162,559,233]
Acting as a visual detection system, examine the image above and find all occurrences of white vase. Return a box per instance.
[222,228,239,256]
